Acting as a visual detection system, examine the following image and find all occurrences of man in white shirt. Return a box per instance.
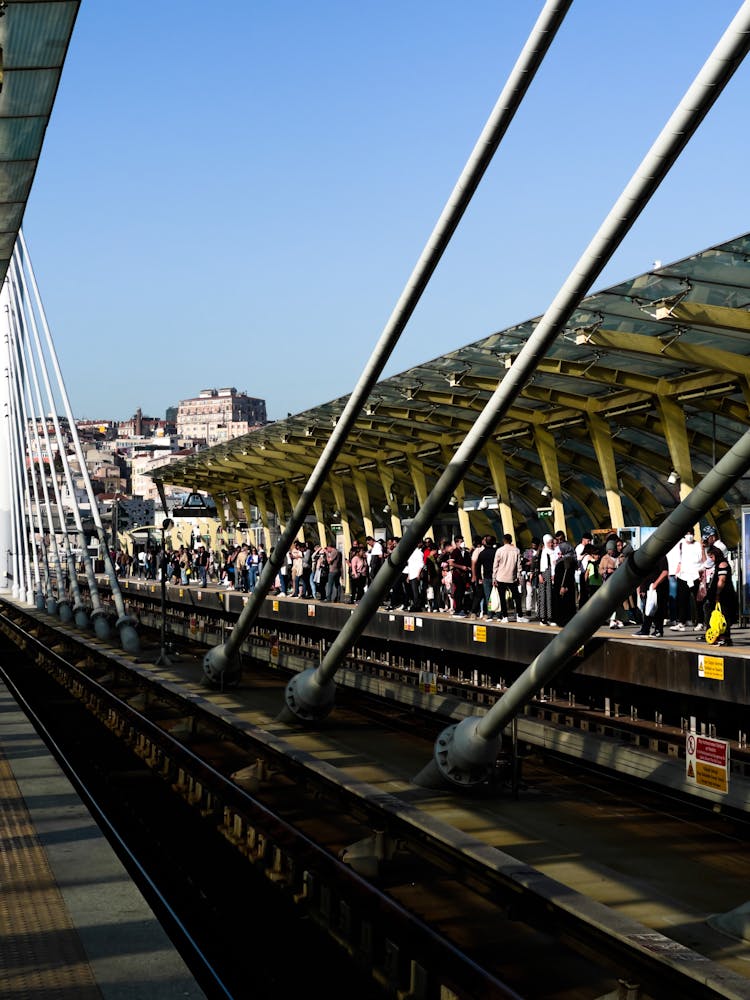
[366,536,384,580]
[670,530,704,631]
[702,526,727,556]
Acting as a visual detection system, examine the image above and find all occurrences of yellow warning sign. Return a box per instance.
[698,654,724,680]
[695,761,728,793]
[272,600,279,612]
[403,616,415,632]
[473,625,487,643]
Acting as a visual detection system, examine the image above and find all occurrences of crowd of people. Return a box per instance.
[113,523,738,643]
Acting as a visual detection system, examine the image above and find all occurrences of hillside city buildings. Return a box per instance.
[26,388,269,547]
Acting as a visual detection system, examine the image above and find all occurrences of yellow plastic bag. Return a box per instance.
[705,603,727,644]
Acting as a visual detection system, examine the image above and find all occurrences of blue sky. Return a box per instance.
[22,1,750,423]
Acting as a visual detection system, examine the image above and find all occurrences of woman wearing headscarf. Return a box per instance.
[552,531,577,625]
[537,533,559,626]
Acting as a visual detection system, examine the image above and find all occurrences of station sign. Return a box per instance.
[685,733,729,794]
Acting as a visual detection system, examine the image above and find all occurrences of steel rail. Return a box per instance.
[0,608,521,1000]
[3,603,750,999]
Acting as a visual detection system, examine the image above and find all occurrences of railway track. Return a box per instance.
[2,598,750,1000]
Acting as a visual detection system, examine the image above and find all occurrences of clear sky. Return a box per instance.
[21,1,750,423]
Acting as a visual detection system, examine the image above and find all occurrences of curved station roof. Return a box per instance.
[158,232,750,548]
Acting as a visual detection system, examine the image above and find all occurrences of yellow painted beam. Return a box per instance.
[485,441,515,538]
[351,470,374,539]
[657,300,750,333]
[587,414,624,529]
[253,491,273,553]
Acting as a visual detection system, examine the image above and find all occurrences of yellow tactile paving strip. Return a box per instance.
[0,748,102,999]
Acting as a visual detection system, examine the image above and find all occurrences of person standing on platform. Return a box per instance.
[422,538,440,612]
[366,536,384,582]
[552,531,577,626]
[324,542,343,603]
[600,539,623,628]
[580,545,604,607]
[537,534,560,626]
[349,545,368,604]
[698,528,725,630]
[476,535,497,620]
[665,538,681,625]
[248,546,261,593]
[671,530,704,631]
[702,525,727,557]
[449,536,471,617]
[196,544,209,587]
[492,534,525,622]
[705,544,737,646]
[311,544,327,599]
[469,537,486,619]
[403,541,425,612]
[521,538,540,617]
[438,540,453,612]
[235,543,249,592]
[635,554,669,637]
[574,532,593,607]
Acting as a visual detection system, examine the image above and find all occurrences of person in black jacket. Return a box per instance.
[553,531,577,625]
[704,544,737,646]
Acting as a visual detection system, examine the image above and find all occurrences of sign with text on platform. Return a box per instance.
[685,733,729,794]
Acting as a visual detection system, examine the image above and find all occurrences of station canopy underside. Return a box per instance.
[0,2,80,284]
[158,232,750,547]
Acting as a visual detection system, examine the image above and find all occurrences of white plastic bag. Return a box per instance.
[644,588,658,617]
[488,586,501,613]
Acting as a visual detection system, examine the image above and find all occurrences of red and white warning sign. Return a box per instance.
[685,733,729,794]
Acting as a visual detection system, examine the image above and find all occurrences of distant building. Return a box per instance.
[176,388,266,446]
[76,419,117,443]
[131,450,194,501]
[117,408,175,439]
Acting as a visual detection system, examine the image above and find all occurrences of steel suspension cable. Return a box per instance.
[283,1,750,721]
[202,0,574,682]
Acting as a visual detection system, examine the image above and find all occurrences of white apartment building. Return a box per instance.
[176,388,266,445]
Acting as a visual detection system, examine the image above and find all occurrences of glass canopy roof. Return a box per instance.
[160,232,750,546]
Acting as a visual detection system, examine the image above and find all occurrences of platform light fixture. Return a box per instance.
[448,496,458,507]
[540,484,552,497]
[478,497,490,510]
[667,470,680,485]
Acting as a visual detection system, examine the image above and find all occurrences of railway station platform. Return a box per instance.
[0,679,206,1000]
